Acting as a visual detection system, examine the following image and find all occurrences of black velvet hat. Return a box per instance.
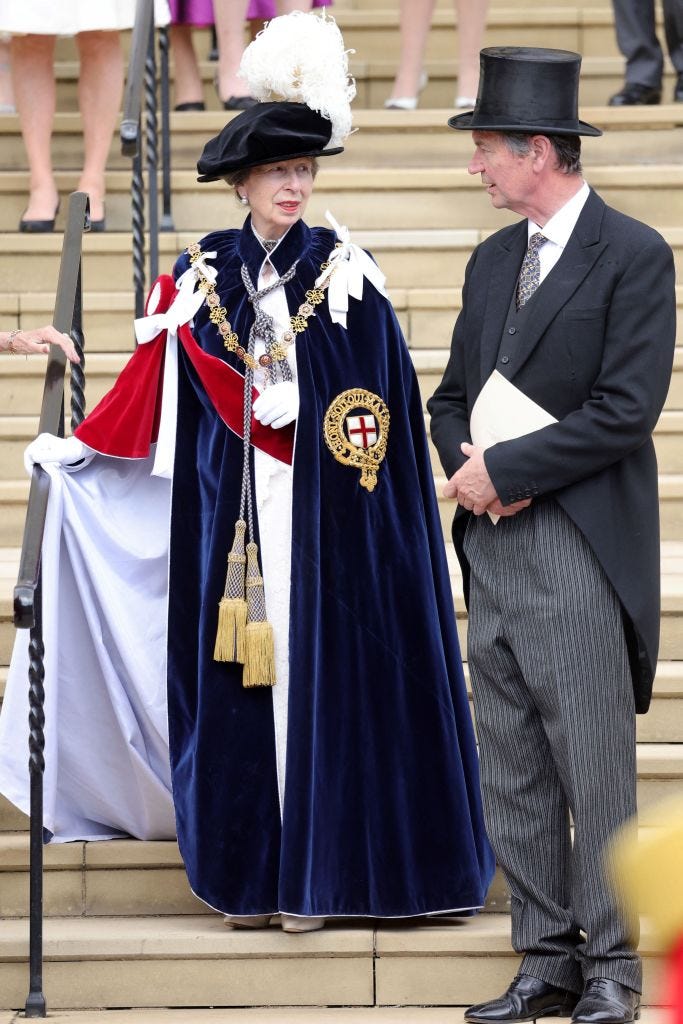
[197,101,343,182]
[448,46,602,137]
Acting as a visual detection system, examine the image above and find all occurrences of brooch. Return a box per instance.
[323,389,390,492]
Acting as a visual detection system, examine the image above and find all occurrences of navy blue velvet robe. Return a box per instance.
[168,216,494,916]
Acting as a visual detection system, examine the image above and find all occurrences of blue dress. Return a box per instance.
[164,216,494,917]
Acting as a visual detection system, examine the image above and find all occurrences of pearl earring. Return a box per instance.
[240,194,249,206]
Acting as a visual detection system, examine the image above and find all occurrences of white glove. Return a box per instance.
[252,381,299,430]
[24,433,95,476]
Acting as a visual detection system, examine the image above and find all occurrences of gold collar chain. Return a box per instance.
[186,241,338,371]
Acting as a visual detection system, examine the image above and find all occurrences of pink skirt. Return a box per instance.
[247,0,331,15]
[169,0,332,25]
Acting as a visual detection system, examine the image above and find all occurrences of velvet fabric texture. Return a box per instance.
[166,217,494,916]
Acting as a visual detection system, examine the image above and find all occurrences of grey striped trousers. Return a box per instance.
[464,500,641,993]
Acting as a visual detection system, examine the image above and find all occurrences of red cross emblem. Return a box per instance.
[346,413,378,449]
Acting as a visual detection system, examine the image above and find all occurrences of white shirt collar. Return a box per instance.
[528,180,590,249]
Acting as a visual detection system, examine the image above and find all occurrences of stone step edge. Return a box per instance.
[2,227,683,258]
[0,1013,666,1024]
[0,912,667,960]
[1,103,682,133]
[2,166,683,191]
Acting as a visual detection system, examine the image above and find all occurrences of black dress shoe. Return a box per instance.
[465,974,580,1023]
[223,95,258,110]
[674,73,683,102]
[608,82,661,106]
[572,979,640,1024]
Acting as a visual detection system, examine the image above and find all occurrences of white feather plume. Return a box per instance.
[239,11,356,149]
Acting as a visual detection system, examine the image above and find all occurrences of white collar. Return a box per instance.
[528,180,590,249]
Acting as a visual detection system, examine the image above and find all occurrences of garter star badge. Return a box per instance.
[323,389,390,492]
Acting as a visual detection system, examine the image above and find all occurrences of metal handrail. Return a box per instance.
[121,0,174,319]
[14,190,90,1019]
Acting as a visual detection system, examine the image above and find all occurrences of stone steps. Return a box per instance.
[2,288,683,383]
[3,237,683,315]
[0,809,679,918]
[13,1014,664,1024]
[0,913,668,1011]
[44,60,681,113]
[2,165,682,232]
[3,107,682,173]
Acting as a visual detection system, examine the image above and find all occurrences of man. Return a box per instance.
[608,0,683,105]
[428,46,676,1024]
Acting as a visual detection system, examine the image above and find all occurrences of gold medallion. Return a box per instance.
[323,389,390,492]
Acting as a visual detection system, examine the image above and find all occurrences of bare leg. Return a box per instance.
[11,34,58,221]
[75,31,124,223]
[214,0,252,101]
[170,24,205,106]
[387,0,435,101]
[455,0,489,101]
[0,36,15,112]
[277,1,314,11]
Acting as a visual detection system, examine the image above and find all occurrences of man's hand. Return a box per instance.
[443,442,498,514]
[487,497,532,517]
[443,442,532,518]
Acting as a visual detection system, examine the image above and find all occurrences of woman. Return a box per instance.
[0,12,493,933]
[169,0,333,111]
[0,0,169,230]
[385,0,489,110]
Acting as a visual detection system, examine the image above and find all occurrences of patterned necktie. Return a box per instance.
[516,232,548,309]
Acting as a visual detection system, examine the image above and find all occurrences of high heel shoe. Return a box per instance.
[174,101,206,112]
[280,914,326,933]
[19,200,60,233]
[89,203,106,232]
[384,70,428,111]
[223,914,272,929]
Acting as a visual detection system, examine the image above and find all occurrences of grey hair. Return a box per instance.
[223,157,320,203]
[503,132,582,175]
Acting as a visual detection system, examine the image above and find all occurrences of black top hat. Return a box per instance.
[448,46,602,137]
[197,101,343,182]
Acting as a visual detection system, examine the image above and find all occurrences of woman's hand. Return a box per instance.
[2,327,80,362]
[253,381,299,429]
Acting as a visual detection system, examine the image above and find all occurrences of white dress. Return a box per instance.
[0,0,170,34]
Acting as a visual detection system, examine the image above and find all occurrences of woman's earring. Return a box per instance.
[239,194,249,206]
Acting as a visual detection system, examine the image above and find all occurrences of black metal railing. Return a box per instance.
[121,0,174,320]
[14,191,90,1019]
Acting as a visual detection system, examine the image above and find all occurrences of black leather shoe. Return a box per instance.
[465,974,580,1023]
[674,73,683,102]
[608,82,661,106]
[572,979,640,1024]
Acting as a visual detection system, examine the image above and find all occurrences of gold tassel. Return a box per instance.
[214,597,247,663]
[243,621,276,688]
[214,519,248,663]
[242,541,276,687]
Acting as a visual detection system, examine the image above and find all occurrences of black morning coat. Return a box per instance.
[428,188,677,714]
